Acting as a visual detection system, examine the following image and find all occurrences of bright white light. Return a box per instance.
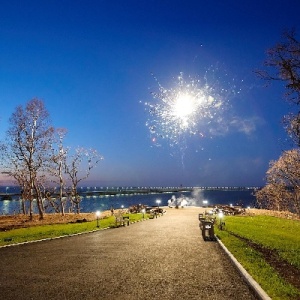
[96,211,100,217]
[218,212,224,218]
[172,93,196,120]
[144,72,227,148]
[203,200,208,204]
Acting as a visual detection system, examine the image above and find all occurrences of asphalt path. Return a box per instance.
[0,207,258,300]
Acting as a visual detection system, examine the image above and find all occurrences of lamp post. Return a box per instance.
[218,211,224,230]
[141,208,145,219]
[156,199,161,217]
[96,211,101,228]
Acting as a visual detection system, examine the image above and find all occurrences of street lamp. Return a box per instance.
[156,199,161,217]
[96,211,101,228]
[141,208,145,219]
[218,211,225,230]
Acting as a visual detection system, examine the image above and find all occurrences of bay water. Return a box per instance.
[0,186,257,215]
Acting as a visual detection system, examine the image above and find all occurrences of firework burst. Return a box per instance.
[144,72,229,148]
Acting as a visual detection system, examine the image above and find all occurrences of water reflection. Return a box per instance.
[2,200,10,215]
[1,199,23,215]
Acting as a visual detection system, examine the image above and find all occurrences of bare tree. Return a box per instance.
[48,128,69,215]
[3,99,55,219]
[256,149,300,215]
[1,99,104,217]
[257,29,300,104]
[256,183,291,211]
[256,30,300,214]
[283,112,300,147]
[257,29,300,146]
[65,147,103,214]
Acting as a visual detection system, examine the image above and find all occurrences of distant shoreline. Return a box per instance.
[0,186,259,201]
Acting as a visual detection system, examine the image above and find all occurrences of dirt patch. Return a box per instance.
[0,210,114,231]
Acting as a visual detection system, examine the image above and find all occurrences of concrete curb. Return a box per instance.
[216,237,272,300]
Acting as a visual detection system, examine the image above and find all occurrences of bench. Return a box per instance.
[115,214,130,227]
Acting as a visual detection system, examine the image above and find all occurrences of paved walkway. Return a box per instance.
[0,207,258,299]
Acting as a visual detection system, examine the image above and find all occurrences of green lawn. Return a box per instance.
[0,213,149,247]
[215,215,300,300]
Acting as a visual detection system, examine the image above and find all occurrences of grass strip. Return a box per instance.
[0,213,149,247]
[216,217,300,300]
[221,215,300,268]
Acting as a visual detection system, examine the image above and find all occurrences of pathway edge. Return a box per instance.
[216,237,272,300]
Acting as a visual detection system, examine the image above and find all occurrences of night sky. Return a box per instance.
[1,1,300,187]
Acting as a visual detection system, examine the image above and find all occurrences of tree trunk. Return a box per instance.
[29,199,33,220]
[59,186,65,216]
[76,197,81,214]
[33,182,44,220]
[21,198,26,215]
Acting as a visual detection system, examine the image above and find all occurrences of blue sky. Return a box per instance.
[0,0,300,187]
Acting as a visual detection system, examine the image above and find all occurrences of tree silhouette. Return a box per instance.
[3,99,54,219]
